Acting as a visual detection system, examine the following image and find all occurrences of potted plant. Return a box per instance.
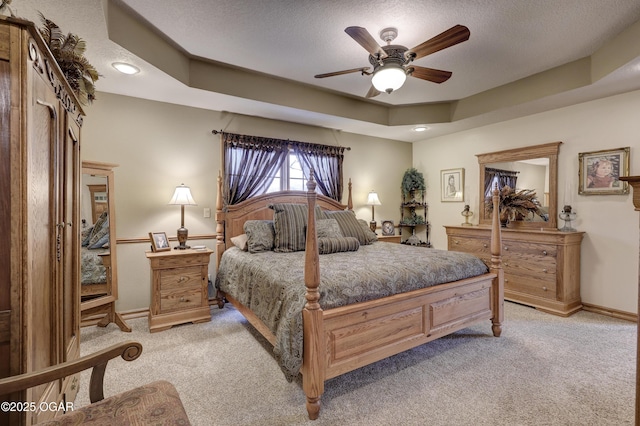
[401,168,426,200]
[38,13,100,105]
[485,185,544,227]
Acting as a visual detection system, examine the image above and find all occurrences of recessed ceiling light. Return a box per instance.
[112,62,140,75]
[413,126,429,132]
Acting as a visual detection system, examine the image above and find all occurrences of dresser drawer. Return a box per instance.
[160,287,203,313]
[449,236,491,255]
[505,273,557,299]
[159,268,202,291]
[501,242,556,259]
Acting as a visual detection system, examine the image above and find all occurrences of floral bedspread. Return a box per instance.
[81,246,107,285]
[215,242,488,379]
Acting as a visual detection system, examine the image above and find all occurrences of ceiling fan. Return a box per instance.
[315,25,470,98]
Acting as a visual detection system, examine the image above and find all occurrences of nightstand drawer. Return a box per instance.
[159,268,202,291]
[160,287,203,313]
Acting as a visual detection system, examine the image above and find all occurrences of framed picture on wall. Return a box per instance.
[149,231,171,252]
[578,147,630,195]
[441,168,464,202]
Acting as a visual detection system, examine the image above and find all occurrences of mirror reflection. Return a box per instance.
[483,158,550,222]
[80,174,110,298]
[478,142,560,229]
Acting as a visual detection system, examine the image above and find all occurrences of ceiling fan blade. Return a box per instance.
[365,85,381,98]
[314,67,370,78]
[408,66,452,84]
[345,26,388,59]
[406,25,470,61]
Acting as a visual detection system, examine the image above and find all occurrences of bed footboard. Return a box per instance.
[301,174,503,420]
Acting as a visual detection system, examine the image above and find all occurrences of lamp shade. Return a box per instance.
[168,184,197,206]
[367,191,381,206]
[371,64,407,94]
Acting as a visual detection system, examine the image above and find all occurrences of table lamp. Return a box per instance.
[367,190,382,233]
[168,184,197,249]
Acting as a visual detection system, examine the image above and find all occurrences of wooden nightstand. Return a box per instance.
[377,235,401,243]
[145,248,213,332]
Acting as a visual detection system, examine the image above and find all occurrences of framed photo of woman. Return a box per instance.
[441,168,464,202]
[578,147,629,195]
[149,231,171,252]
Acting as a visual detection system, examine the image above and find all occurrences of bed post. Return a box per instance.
[215,171,225,268]
[489,185,504,337]
[302,170,325,420]
[347,178,353,210]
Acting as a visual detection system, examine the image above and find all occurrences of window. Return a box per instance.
[221,131,345,205]
[266,151,309,193]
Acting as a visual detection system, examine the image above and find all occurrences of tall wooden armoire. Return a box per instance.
[0,16,83,425]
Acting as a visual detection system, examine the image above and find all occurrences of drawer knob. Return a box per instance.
[542,250,547,256]
[483,243,488,248]
[504,279,509,283]
[180,296,186,302]
[179,276,187,282]
[542,268,547,273]
[454,240,459,245]
[542,286,548,291]
[504,246,509,251]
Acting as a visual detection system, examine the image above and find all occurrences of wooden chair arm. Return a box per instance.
[0,340,142,403]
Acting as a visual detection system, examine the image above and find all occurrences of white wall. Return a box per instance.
[82,93,412,311]
[414,89,640,314]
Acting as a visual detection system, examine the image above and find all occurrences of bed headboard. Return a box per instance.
[215,172,352,263]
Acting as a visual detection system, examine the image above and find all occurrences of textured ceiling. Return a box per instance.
[10,0,640,141]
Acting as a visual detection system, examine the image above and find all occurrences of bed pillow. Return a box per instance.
[271,203,308,252]
[88,232,110,249]
[87,216,109,248]
[357,218,378,244]
[318,237,360,254]
[316,218,343,239]
[231,233,249,251]
[243,220,275,253]
[324,210,372,245]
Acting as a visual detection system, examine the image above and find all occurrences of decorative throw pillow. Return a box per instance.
[357,218,378,244]
[243,220,275,253]
[316,218,343,239]
[324,210,372,245]
[271,203,308,252]
[318,237,360,254]
[88,232,110,249]
[87,216,109,248]
[230,233,249,251]
[81,226,94,247]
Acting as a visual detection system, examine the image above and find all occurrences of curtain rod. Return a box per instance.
[212,129,351,150]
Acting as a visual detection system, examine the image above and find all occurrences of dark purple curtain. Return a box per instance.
[223,133,288,205]
[485,167,519,196]
[292,142,345,202]
[221,132,347,205]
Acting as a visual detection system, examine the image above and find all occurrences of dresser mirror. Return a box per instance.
[477,142,561,229]
[80,161,130,332]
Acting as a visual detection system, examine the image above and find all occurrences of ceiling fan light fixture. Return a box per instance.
[371,64,406,94]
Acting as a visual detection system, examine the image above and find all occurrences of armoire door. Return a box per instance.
[60,116,81,404]
[25,61,62,425]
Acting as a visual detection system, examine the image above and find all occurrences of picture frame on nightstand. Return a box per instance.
[381,220,395,236]
[149,232,171,252]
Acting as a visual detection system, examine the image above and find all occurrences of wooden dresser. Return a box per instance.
[445,225,584,316]
[1,17,83,425]
[146,249,213,332]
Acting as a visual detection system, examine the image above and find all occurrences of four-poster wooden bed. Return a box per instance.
[215,173,504,420]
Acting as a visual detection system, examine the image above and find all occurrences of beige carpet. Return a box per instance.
[77,302,635,425]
